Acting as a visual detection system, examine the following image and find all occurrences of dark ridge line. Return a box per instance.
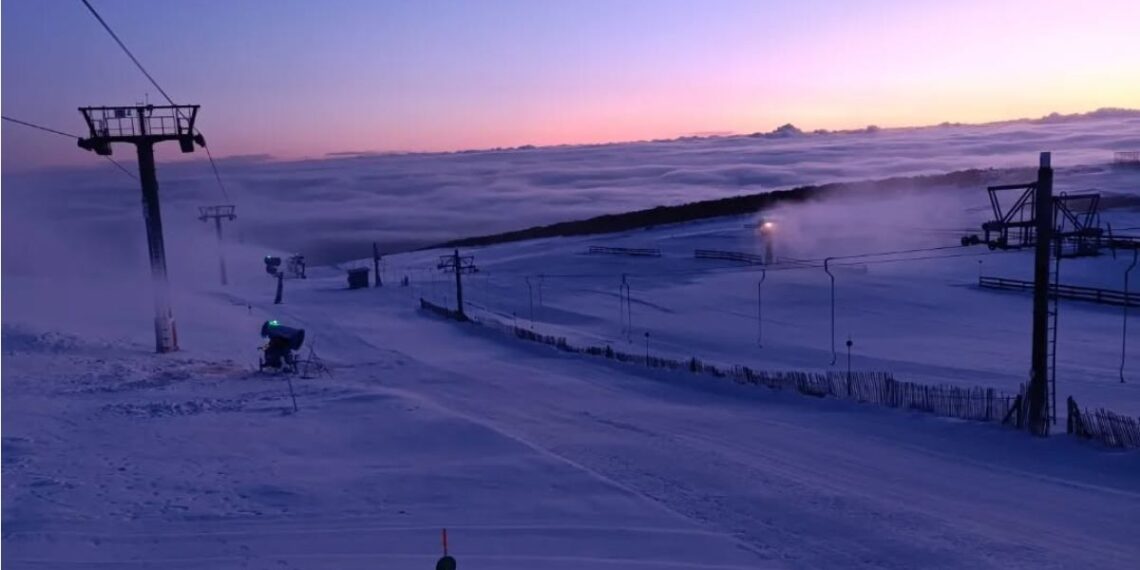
[428,167,1024,250]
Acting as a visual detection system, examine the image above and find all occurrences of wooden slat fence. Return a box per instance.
[979,276,1139,307]
[694,249,765,265]
[586,246,662,257]
[419,298,466,321]
[482,317,1018,425]
[1067,396,1140,448]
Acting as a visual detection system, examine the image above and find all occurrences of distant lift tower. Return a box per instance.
[77,104,206,353]
[437,249,477,320]
[198,205,237,286]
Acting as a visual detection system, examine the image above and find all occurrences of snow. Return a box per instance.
[5,263,1140,567]
[391,163,1140,418]
[5,113,1140,567]
[6,227,1140,567]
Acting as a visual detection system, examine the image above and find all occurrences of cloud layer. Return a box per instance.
[4,111,1139,272]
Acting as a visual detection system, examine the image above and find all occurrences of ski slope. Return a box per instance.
[5,177,1140,567]
[395,163,1140,418]
[5,113,1140,566]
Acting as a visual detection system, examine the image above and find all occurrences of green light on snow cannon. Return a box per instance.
[268,320,280,326]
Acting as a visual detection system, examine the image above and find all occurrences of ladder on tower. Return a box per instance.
[1046,244,1062,425]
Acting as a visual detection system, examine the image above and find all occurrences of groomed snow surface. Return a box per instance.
[5,164,1140,568]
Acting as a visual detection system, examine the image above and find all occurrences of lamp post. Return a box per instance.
[760,220,776,265]
[846,337,853,396]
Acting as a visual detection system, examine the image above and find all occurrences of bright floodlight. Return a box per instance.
[761,221,775,230]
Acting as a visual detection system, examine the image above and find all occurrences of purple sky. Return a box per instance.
[3,0,1138,171]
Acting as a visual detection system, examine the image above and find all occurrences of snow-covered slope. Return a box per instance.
[389,163,1140,417]
[5,205,1140,568]
[4,113,1140,568]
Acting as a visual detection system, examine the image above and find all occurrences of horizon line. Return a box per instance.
[4,106,1138,176]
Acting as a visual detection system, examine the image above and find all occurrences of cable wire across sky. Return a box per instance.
[79,0,232,203]
[2,115,137,179]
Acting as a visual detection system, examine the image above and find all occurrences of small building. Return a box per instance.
[346,268,370,289]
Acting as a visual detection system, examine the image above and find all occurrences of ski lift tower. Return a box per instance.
[77,104,206,353]
[198,205,237,286]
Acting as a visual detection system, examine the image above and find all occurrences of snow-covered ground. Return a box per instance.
[5,113,1140,568]
[392,162,1140,417]
[6,170,1140,567]
[4,260,1140,568]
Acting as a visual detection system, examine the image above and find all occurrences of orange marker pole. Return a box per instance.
[442,528,448,556]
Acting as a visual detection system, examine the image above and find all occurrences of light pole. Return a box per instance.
[757,268,766,347]
[525,277,535,328]
[760,220,776,265]
[825,257,837,365]
[845,337,853,396]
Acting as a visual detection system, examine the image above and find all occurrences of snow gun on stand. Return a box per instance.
[259,319,305,374]
[265,256,285,304]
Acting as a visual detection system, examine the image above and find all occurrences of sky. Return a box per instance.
[2,0,1139,171]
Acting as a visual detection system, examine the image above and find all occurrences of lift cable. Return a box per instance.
[78,0,231,202]
[3,115,137,179]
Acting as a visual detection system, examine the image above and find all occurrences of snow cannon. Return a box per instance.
[261,320,305,351]
[264,255,282,276]
[259,320,305,373]
[286,254,307,279]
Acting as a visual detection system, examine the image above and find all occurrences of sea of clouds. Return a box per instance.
[3,110,1139,279]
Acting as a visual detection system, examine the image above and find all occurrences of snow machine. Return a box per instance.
[264,255,282,276]
[259,320,305,374]
[287,254,307,279]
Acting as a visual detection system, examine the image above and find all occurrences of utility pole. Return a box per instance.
[757,269,766,347]
[824,257,837,365]
[77,104,206,353]
[437,249,476,320]
[373,242,382,287]
[198,205,236,286]
[619,274,632,341]
[1122,249,1138,384]
[846,338,853,396]
[1028,152,1054,436]
[525,276,536,324]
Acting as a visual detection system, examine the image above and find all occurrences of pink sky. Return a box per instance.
[2,0,1138,170]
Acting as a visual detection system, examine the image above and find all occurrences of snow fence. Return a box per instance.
[1067,396,1140,449]
[456,308,1018,425]
[422,300,1140,448]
